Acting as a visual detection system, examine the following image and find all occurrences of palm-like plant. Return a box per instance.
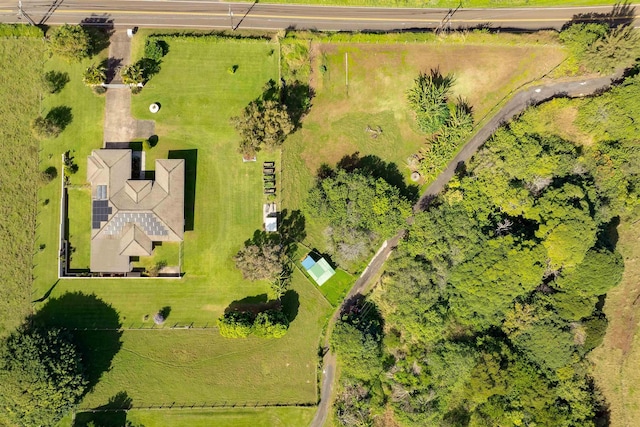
[82,64,106,86]
[121,63,144,86]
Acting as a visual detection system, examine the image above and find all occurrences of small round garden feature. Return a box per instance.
[411,171,421,182]
[149,103,160,114]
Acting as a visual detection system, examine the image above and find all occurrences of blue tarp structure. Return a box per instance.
[301,254,336,286]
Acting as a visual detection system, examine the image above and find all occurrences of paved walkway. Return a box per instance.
[310,70,624,427]
[103,30,155,146]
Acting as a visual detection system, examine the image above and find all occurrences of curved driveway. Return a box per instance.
[311,70,623,427]
[1,1,637,31]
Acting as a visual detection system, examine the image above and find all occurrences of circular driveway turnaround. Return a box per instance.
[1,1,637,31]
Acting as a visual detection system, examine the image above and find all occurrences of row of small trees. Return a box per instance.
[83,39,167,92]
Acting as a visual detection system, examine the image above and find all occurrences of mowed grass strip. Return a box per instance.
[32,38,331,408]
[238,0,611,8]
[283,40,566,251]
[126,407,316,427]
[0,37,45,335]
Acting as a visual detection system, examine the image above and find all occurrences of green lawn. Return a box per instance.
[282,38,566,255]
[67,188,92,270]
[78,270,327,408]
[126,407,316,427]
[32,37,332,411]
[317,269,355,307]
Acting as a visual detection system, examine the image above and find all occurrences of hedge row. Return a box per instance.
[0,24,43,38]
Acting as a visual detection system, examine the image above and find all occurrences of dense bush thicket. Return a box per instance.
[0,326,86,426]
[218,309,288,339]
[307,169,412,271]
[331,74,640,426]
[560,22,640,73]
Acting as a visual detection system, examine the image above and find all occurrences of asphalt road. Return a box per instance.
[1,1,638,31]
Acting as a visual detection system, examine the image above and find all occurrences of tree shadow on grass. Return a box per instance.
[224,291,299,323]
[279,209,306,250]
[46,106,73,131]
[336,152,419,202]
[169,149,197,231]
[74,391,132,427]
[80,15,115,56]
[225,294,275,315]
[282,80,314,129]
[31,291,123,393]
[281,289,299,323]
[159,306,171,321]
[43,70,69,94]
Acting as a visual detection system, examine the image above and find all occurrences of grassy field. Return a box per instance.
[31,37,332,411]
[282,38,566,253]
[0,36,45,336]
[126,407,316,427]
[79,271,328,408]
[590,220,640,427]
[242,0,612,8]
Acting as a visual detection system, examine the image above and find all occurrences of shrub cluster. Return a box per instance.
[218,309,288,339]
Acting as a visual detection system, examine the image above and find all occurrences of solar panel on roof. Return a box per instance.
[92,200,112,228]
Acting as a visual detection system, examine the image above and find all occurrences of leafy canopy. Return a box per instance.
[0,326,86,426]
[49,24,90,62]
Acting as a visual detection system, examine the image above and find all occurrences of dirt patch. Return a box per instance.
[551,106,594,146]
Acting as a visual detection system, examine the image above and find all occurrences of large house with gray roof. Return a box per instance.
[87,149,184,273]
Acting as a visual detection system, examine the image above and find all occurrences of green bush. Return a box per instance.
[31,116,60,139]
[0,23,43,37]
[144,39,168,61]
[583,316,608,352]
[42,70,69,94]
[253,310,289,338]
[218,309,289,339]
[48,24,90,62]
[218,311,254,338]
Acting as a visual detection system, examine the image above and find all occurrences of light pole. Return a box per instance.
[229,5,234,31]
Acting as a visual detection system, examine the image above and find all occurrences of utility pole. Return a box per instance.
[18,1,37,26]
[229,5,234,31]
[345,52,349,96]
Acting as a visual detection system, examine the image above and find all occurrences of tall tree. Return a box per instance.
[231,99,293,157]
[49,24,90,62]
[0,326,86,426]
[233,243,284,281]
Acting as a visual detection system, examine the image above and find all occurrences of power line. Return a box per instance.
[17,1,37,26]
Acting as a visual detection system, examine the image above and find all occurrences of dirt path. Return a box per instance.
[310,70,624,427]
[103,30,155,146]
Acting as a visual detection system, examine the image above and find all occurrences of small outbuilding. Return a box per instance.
[263,203,277,232]
[301,254,335,286]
